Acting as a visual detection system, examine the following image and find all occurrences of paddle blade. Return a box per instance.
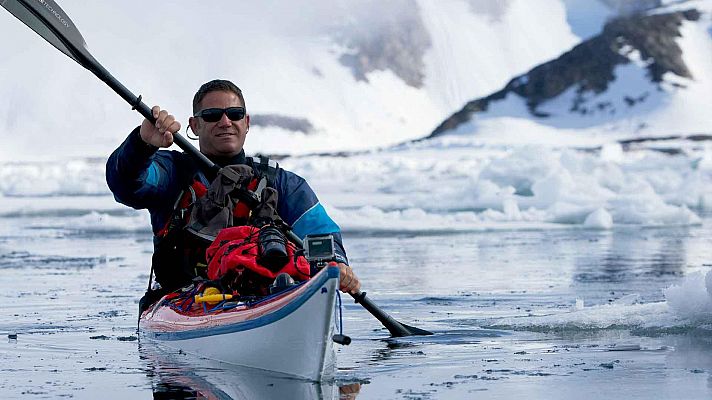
[398,322,434,337]
[351,292,433,337]
[1,0,92,65]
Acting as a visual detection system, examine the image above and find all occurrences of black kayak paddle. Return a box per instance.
[2,0,433,338]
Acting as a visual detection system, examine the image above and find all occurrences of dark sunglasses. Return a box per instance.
[194,107,246,123]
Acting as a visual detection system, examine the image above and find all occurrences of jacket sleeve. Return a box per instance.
[105,126,180,210]
[276,169,349,265]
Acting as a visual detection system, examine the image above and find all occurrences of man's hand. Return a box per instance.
[140,106,181,148]
[337,262,360,294]
[339,383,361,400]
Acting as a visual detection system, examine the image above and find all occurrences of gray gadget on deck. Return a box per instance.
[304,234,336,264]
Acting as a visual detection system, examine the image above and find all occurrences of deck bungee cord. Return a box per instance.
[158,279,309,315]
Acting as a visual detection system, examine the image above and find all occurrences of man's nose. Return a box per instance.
[217,112,232,126]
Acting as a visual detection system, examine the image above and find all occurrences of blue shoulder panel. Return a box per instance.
[291,202,341,239]
[145,162,160,187]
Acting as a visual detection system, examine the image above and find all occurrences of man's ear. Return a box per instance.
[188,116,199,135]
[244,114,250,133]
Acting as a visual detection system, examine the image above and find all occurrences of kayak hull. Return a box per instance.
[139,266,339,381]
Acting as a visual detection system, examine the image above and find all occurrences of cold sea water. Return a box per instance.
[1,194,712,400]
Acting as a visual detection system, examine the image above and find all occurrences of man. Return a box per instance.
[106,79,359,297]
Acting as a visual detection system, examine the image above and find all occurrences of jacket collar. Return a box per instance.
[208,149,247,167]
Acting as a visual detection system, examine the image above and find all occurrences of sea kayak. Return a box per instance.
[139,266,340,381]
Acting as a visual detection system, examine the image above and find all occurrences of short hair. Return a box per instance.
[192,79,246,114]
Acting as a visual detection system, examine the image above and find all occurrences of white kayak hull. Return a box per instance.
[139,266,339,381]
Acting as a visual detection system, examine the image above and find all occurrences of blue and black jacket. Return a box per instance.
[106,127,348,290]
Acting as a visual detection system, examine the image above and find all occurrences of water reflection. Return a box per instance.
[140,343,360,400]
[572,227,689,303]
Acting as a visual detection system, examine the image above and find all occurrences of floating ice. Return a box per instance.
[293,140,710,231]
[489,270,712,333]
[1,134,710,232]
[0,159,109,197]
[490,300,673,332]
[25,211,152,234]
[664,270,712,323]
[583,208,613,229]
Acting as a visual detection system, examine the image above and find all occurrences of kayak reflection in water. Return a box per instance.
[151,377,362,400]
[141,341,363,399]
[106,79,360,308]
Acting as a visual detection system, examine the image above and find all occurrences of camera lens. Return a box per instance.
[258,225,289,271]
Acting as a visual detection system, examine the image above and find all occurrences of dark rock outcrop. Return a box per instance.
[430,8,700,137]
[335,0,431,88]
[250,114,314,134]
[466,0,513,22]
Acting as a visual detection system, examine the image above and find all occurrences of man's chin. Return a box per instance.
[211,146,243,158]
[200,140,244,158]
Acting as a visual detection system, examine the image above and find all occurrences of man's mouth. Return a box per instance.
[216,132,235,137]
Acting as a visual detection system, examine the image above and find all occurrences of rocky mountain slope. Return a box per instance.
[430,4,711,139]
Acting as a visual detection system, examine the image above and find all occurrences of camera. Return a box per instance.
[304,234,336,265]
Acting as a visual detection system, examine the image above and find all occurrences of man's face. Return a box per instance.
[189,90,250,158]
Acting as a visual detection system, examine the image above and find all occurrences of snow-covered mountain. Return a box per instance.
[0,0,707,161]
[431,1,712,142]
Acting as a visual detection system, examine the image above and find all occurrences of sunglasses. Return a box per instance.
[194,107,246,123]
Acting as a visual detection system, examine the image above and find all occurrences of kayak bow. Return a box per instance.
[139,266,340,381]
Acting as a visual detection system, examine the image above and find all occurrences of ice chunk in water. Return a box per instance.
[664,270,712,322]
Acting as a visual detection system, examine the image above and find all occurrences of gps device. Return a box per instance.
[304,234,335,264]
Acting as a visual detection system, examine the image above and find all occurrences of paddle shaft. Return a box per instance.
[85,60,219,176]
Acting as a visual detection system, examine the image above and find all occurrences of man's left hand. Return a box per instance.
[337,263,361,294]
